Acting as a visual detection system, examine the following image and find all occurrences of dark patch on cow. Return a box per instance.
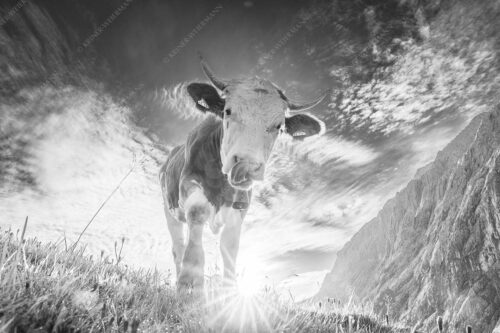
[187,83,225,116]
[232,202,248,210]
[161,144,185,210]
[160,115,252,214]
[285,114,323,139]
[187,205,211,224]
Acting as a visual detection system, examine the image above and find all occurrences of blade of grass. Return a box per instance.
[71,159,138,251]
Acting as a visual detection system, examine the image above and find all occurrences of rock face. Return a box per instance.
[319,108,500,332]
[0,1,99,96]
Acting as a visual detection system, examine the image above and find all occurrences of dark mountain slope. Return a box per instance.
[319,108,500,332]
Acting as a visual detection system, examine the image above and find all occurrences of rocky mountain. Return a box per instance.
[0,0,124,97]
[318,108,500,332]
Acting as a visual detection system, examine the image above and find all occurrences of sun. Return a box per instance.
[237,254,265,297]
[238,271,261,297]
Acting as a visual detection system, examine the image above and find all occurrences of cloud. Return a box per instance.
[0,86,179,271]
[330,3,500,138]
[272,248,336,274]
[278,270,330,302]
[156,82,204,120]
[276,134,379,167]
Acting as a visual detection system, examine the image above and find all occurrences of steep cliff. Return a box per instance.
[0,0,109,96]
[319,108,500,332]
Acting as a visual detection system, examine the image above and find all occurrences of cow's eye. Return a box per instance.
[267,124,281,133]
[225,109,232,116]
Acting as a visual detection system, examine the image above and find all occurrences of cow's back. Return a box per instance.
[160,144,185,210]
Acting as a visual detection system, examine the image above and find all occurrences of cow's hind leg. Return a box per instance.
[178,186,213,291]
[164,207,185,279]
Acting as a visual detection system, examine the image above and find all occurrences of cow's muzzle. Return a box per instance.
[229,161,264,190]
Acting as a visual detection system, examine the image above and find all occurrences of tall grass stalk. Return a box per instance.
[71,159,138,251]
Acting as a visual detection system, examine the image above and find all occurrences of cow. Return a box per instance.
[159,56,326,292]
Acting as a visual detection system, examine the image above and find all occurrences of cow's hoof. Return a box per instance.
[177,274,204,295]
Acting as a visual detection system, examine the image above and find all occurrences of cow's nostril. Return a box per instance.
[234,156,241,164]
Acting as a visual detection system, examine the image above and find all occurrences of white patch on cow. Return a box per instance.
[197,98,209,109]
[182,186,215,223]
[220,78,286,178]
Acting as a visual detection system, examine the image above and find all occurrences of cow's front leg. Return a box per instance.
[178,186,213,291]
[219,206,246,287]
[164,207,185,279]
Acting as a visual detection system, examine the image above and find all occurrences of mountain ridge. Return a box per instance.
[319,108,500,332]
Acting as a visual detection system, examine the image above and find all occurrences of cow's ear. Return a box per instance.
[284,114,325,140]
[187,83,225,117]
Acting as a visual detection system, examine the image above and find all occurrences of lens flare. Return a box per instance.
[237,254,265,297]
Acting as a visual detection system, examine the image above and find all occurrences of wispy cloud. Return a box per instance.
[0,86,175,269]
[279,134,379,167]
[332,5,500,137]
[156,83,204,120]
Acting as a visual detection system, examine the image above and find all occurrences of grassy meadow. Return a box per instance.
[0,222,406,333]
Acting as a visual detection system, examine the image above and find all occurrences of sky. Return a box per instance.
[2,0,500,300]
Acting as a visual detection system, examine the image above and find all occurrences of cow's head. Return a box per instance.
[187,56,326,190]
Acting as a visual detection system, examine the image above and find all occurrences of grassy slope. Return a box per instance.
[0,227,406,333]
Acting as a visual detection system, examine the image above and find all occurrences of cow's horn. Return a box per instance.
[199,53,228,91]
[286,91,329,112]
